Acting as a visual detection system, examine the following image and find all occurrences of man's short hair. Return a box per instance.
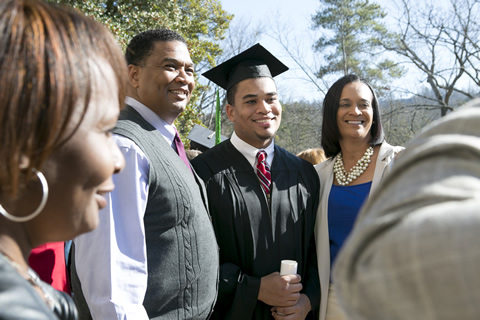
[226,83,238,106]
[125,28,187,66]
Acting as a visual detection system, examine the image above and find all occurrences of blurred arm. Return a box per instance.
[74,135,150,319]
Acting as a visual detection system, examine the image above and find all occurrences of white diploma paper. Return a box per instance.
[280,260,298,275]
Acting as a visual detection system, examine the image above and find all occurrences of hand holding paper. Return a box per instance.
[280,260,298,276]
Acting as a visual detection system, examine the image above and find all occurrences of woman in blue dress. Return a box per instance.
[314,74,404,320]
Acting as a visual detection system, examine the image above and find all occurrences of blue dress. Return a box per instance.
[328,181,372,269]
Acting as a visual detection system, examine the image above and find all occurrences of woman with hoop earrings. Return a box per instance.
[314,74,404,320]
[0,0,126,318]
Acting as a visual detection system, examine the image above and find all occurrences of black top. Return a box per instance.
[0,253,78,320]
[192,140,320,320]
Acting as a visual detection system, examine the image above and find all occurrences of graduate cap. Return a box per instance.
[187,124,227,151]
[203,43,289,91]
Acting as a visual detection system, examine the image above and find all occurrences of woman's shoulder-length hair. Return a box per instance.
[321,74,385,159]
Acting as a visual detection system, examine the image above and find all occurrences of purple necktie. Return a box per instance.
[174,129,192,173]
[256,151,271,194]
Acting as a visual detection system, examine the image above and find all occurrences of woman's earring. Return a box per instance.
[0,169,49,223]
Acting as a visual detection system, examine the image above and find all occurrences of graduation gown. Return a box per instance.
[192,140,320,320]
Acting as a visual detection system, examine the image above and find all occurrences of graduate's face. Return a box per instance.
[226,77,281,149]
[129,41,195,124]
[337,81,374,142]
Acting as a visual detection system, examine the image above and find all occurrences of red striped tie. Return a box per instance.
[256,151,271,194]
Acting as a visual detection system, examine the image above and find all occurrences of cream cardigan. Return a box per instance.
[314,142,404,320]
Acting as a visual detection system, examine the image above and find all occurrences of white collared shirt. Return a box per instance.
[230,131,275,168]
[74,97,178,320]
[125,96,176,146]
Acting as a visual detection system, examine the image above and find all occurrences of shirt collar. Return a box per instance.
[125,96,176,145]
[230,131,275,168]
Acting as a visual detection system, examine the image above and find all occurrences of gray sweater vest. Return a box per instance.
[113,106,218,319]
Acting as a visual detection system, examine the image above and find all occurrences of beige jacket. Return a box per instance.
[334,101,480,320]
[314,142,403,320]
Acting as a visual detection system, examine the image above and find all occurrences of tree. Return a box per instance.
[266,11,329,96]
[275,101,323,154]
[48,0,232,145]
[311,0,404,92]
[380,94,439,146]
[382,0,480,117]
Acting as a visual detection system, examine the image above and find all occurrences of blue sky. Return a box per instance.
[217,0,449,103]
[219,0,324,102]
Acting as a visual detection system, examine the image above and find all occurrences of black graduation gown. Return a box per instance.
[192,140,320,320]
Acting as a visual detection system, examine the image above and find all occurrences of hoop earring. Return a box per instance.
[0,169,49,223]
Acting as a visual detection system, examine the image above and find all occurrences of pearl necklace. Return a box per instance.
[334,146,374,186]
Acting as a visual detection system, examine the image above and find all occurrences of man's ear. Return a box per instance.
[128,64,140,88]
[226,103,236,122]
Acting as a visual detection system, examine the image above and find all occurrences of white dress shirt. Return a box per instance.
[74,97,179,319]
[230,131,275,168]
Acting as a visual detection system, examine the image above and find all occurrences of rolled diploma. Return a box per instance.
[280,260,297,275]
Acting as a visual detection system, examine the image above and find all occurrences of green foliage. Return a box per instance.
[47,0,232,145]
[275,101,323,154]
[312,0,404,92]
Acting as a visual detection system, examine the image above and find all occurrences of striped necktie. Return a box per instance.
[256,151,271,194]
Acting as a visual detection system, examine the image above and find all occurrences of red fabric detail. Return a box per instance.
[174,129,192,173]
[29,242,70,294]
[256,151,271,194]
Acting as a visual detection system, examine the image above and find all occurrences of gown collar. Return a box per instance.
[230,131,275,169]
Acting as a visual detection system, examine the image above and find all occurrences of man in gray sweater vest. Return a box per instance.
[71,29,219,319]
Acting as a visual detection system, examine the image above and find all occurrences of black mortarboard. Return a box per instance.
[203,43,289,91]
[187,124,227,151]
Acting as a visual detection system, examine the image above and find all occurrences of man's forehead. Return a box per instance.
[236,77,278,96]
[149,41,191,58]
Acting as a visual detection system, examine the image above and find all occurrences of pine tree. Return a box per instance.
[312,0,403,92]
